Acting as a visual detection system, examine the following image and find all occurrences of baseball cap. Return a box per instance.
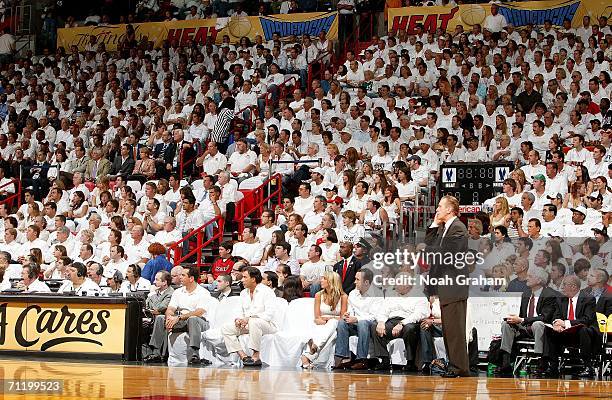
[546,193,562,200]
[311,167,325,175]
[532,174,546,182]
[407,155,421,163]
[592,227,609,238]
[570,206,587,216]
[355,238,373,251]
[327,196,343,205]
[420,138,432,146]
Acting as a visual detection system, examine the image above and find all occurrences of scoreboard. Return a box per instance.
[439,162,514,206]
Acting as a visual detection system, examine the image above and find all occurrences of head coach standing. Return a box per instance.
[424,195,470,377]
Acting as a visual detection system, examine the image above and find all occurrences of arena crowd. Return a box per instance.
[0,0,609,378]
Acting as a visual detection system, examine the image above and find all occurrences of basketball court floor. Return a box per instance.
[0,358,609,399]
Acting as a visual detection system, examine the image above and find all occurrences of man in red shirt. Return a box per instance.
[206,241,234,289]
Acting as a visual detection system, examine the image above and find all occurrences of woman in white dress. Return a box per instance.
[301,271,348,368]
[382,185,402,226]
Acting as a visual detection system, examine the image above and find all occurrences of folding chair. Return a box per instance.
[597,312,612,376]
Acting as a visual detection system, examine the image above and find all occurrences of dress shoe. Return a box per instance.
[373,358,391,371]
[575,366,595,378]
[143,354,162,363]
[420,363,431,375]
[333,360,354,370]
[188,355,201,365]
[441,371,460,378]
[350,361,368,370]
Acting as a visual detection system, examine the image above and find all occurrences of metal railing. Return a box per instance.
[167,214,225,267]
[0,177,20,210]
[178,145,197,181]
[235,173,283,232]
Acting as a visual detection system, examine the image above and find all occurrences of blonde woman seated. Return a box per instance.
[301,271,348,368]
[489,197,510,229]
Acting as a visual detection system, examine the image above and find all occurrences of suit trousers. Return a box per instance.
[369,317,419,363]
[221,317,277,354]
[501,320,546,355]
[543,325,596,362]
[149,315,209,358]
[440,300,470,376]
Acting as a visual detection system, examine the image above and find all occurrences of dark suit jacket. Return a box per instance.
[172,141,196,177]
[110,156,135,176]
[333,256,362,294]
[424,217,469,305]
[582,287,612,316]
[555,292,597,329]
[153,142,177,165]
[519,287,559,326]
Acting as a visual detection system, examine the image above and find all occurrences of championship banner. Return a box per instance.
[388,0,611,35]
[57,12,338,51]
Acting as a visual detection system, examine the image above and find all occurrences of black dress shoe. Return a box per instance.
[373,360,391,371]
[333,360,354,370]
[575,366,595,378]
[143,354,162,363]
[201,358,212,366]
[351,361,368,370]
[420,363,431,375]
[441,371,460,378]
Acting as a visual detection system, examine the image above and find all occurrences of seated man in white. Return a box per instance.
[18,263,51,293]
[221,266,278,367]
[120,264,152,293]
[144,266,212,365]
[58,262,102,296]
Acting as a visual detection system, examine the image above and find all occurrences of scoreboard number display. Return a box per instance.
[439,162,514,206]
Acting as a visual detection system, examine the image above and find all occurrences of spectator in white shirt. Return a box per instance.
[221,266,278,367]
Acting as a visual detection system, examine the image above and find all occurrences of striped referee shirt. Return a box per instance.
[210,108,234,143]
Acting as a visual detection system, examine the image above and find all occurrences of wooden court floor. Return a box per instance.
[0,358,609,400]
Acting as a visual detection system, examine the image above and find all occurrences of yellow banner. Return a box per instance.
[57,12,339,51]
[0,301,126,354]
[388,0,611,34]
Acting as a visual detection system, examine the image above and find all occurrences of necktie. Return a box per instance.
[568,297,574,320]
[342,259,348,281]
[92,161,98,178]
[528,294,535,318]
[133,145,138,160]
[218,293,225,301]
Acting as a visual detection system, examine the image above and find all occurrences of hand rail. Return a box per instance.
[235,173,282,232]
[167,214,225,267]
[234,104,257,133]
[0,178,21,210]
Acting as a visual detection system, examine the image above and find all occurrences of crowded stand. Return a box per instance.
[0,0,610,380]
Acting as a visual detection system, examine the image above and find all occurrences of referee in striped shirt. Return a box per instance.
[211,97,236,154]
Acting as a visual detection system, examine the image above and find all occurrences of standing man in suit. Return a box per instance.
[109,144,135,179]
[424,195,470,377]
[497,268,559,375]
[84,148,111,182]
[540,275,597,377]
[333,241,362,293]
[153,130,177,179]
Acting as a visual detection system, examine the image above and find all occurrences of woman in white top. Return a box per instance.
[203,102,218,136]
[90,176,111,208]
[338,170,356,201]
[319,227,341,267]
[395,167,418,201]
[255,142,271,178]
[368,171,388,203]
[371,142,394,172]
[44,245,69,279]
[67,190,90,227]
[382,185,402,225]
[47,149,69,184]
[301,271,348,368]
[357,162,375,191]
